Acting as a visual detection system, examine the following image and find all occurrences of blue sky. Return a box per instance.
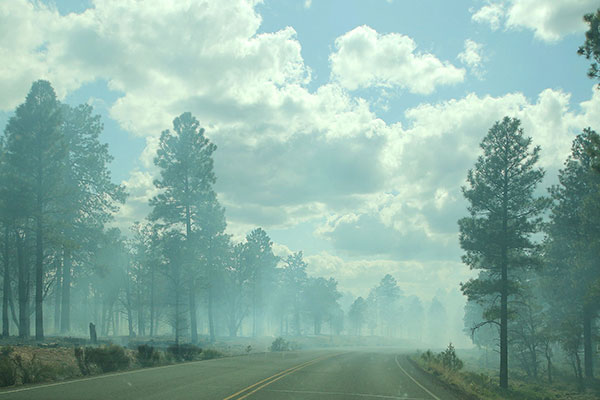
[1,0,599,331]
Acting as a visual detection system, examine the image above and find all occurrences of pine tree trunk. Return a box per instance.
[53,258,61,334]
[137,288,145,336]
[175,286,180,346]
[207,285,215,343]
[149,265,155,337]
[16,232,29,338]
[60,248,71,333]
[294,303,300,336]
[499,174,509,389]
[114,308,119,336]
[252,280,257,338]
[35,215,44,340]
[500,261,508,389]
[124,263,134,338]
[253,273,263,337]
[546,351,552,384]
[126,301,133,338]
[2,227,10,337]
[583,305,594,382]
[100,301,107,337]
[188,287,197,343]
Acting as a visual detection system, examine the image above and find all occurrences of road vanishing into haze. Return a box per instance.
[0,349,460,400]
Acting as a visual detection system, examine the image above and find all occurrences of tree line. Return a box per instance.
[0,83,449,345]
[0,86,351,343]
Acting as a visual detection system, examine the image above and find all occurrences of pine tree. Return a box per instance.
[578,9,600,86]
[59,103,126,333]
[243,228,278,337]
[459,117,549,389]
[545,129,600,384]
[282,251,308,336]
[149,112,224,343]
[3,80,67,339]
[348,296,367,336]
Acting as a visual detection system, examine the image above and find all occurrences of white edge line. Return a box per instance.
[394,355,441,400]
[0,355,225,395]
[264,389,426,399]
[0,350,326,396]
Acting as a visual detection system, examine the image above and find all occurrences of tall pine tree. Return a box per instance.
[4,81,66,339]
[545,129,600,384]
[459,117,548,389]
[59,103,126,333]
[149,112,224,344]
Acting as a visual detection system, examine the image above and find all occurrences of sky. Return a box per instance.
[1,0,599,309]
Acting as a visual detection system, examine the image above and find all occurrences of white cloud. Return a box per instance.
[316,88,600,262]
[305,251,473,300]
[457,39,486,78]
[3,0,600,299]
[0,0,308,122]
[471,0,598,42]
[304,0,312,8]
[329,25,465,94]
[471,2,505,31]
[112,169,158,231]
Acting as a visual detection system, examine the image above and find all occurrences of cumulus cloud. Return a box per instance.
[0,0,309,128]
[457,39,486,78]
[471,0,597,42]
[113,169,158,230]
[314,88,600,261]
[329,25,465,93]
[3,0,599,299]
[471,2,505,31]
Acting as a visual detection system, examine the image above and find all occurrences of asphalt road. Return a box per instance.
[0,349,461,400]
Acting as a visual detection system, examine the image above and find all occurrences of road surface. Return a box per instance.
[0,349,461,399]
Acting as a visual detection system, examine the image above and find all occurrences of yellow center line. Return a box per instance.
[223,353,340,400]
[222,356,322,400]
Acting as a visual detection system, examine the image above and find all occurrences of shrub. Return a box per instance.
[167,344,202,361]
[88,345,130,372]
[421,350,435,363]
[201,349,223,360]
[74,346,90,375]
[439,343,463,371]
[420,344,463,373]
[0,346,14,357]
[0,350,17,387]
[75,345,130,374]
[136,344,160,367]
[270,337,289,352]
[14,354,54,384]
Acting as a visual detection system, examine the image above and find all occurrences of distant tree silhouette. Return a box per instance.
[348,296,367,336]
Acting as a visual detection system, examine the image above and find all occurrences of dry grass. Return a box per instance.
[413,353,600,400]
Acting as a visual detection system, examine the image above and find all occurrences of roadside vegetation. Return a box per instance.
[0,340,227,389]
[414,344,600,400]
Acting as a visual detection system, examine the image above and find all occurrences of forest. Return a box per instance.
[0,4,599,398]
[0,82,451,348]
